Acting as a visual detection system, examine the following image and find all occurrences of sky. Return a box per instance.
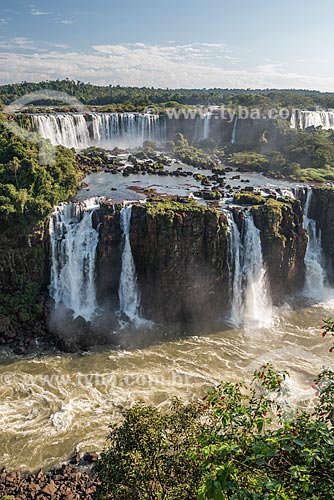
[0,0,334,90]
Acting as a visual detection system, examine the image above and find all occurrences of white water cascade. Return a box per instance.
[203,112,212,140]
[118,205,142,324]
[227,212,273,328]
[231,116,238,144]
[290,110,334,130]
[194,112,212,141]
[227,214,243,326]
[49,198,100,321]
[302,189,330,301]
[31,113,167,149]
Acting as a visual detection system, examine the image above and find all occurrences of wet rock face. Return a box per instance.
[251,199,308,301]
[130,205,230,324]
[166,115,289,149]
[96,203,230,326]
[95,200,309,325]
[232,199,307,303]
[0,228,50,348]
[95,206,123,311]
[309,188,334,281]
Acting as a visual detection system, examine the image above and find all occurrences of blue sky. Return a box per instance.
[0,0,333,89]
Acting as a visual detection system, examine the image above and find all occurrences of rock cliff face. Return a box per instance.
[231,198,307,302]
[95,202,230,326]
[308,187,334,281]
[166,114,290,151]
[0,228,49,348]
[95,198,307,324]
[251,199,307,300]
[129,203,229,324]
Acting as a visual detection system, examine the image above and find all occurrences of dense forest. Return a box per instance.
[0,116,79,233]
[1,80,334,109]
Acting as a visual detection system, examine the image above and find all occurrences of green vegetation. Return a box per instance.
[0,114,81,329]
[146,196,214,215]
[228,152,269,172]
[0,117,80,232]
[172,134,217,169]
[97,399,205,500]
[229,127,334,183]
[97,363,334,500]
[146,196,217,224]
[2,80,334,109]
[233,192,266,205]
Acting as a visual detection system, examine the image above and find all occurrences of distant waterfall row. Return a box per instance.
[30,113,167,149]
[290,110,334,130]
[193,113,238,144]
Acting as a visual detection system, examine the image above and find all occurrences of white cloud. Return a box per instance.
[30,8,49,16]
[0,37,40,50]
[0,37,68,51]
[0,42,333,91]
[0,18,9,24]
[60,20,73,25]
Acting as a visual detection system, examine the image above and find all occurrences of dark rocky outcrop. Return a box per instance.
[308,187,334,282]
[94,201,230,327]
[166,113,291,151]
[129,203,230,325]
[95,198,308,325]
[0,227,50,349]
[0,462,100,500]
[251,198,308,300]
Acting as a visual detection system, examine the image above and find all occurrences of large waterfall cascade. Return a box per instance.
[31,112,167,149]
[290,110,334,130]
[302,189,332,301]
[118,204,143,325]
[49,198,100,321]
[227,211,273,328]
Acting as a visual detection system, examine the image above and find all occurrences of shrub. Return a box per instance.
[228,152,269,171]
[97,399,205,500]
[97,362,334,500]
[233,192,265,205]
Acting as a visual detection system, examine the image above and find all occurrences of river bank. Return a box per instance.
[0,456,100,499]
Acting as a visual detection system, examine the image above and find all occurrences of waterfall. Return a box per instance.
[242,214,273,327]
[290,110,334,130]
[203,112,212,140]
[118,205,142,324]
[194,112,212,141]
[290,110,297,129]
[49,198,100,321]
[30,113,166,149]
[302,189,330,301]
[227,212,273,328]
[231,116,238,144]
[227,214,243,326]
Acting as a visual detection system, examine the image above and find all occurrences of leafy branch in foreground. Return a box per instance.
[97,363,334,500]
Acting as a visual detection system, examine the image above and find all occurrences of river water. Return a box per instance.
[1,300,333,472]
